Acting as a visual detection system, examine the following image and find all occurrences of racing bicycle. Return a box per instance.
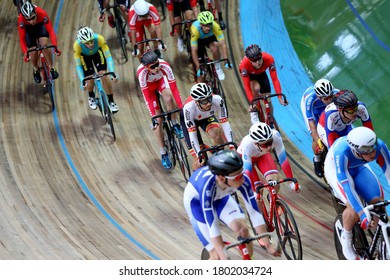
[101,0,128,63]
[250,93,287,131]
[134,38,166,59]
[152,108,191,182]
[201,232,280,260]
[82,72,117,141]
[27,45,59,112]
[333,200,390,260]
[254,178,303,260]
[171,19,196,62]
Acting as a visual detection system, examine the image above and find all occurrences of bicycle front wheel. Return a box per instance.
[115,12,128,62]
[101,92,116,141]
[162,123,175,168]
[172,134,191,182]
[273,198,302,260]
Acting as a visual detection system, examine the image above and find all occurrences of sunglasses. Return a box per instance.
[225,170,244,181]
[343,106,358,114]
[148,61,160,69]
[201,23,212,28]
[357,143,377,155]
[84,39,94,45]
[25,15,36,21]
[320,96,333,101]
[256,138,274,149]
[198,96,213,105]
[250,57,263,63]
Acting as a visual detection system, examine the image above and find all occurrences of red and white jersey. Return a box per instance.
[128,3,161,30]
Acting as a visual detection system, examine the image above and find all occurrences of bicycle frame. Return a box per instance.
[250,93,287,130]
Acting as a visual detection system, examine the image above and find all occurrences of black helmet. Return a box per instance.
[207,150,243,176]
[245,44,262,60]
[334,90,358,109]
[140,51,158,66]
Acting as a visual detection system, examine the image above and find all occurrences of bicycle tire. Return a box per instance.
[162,122,175,168]
[200,248,209,260]
[42,60,55,111]
[379,228,390,259]
[101,91,116,141]
[273,198,303,260]
[216,78,228,117]
[172,135,191,182]
[114,9,128,62]
[333,214,347,260]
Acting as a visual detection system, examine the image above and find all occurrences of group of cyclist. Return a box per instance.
[301,75,390,259]
[16,0,389,261]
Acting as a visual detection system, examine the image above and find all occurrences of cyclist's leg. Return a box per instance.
[204,118,225,146]
[248,79,261,124]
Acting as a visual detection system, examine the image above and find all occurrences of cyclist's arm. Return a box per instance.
[98,35,115,73]
[214,96,233,142]
[183,105,201,158]
[17,18,28,55]
[272,130,294,178]
[96,0,104,13]
[73,42,85,84]
[239,60,255,102]
[38,8,58,47]
[190,26,200,70]
[376,140,390,183]
[212,23,228,59]
[358,103,374,130]
[161,63,183,108]
[308,120,320,141]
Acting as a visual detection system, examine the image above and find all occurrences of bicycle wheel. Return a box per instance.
[216,78,228,116]
[200,248,209,260]
[162,122,175,168]
[42,61,55,111]
[379,228,390,259]
[273,198,303,260]
[114,10,128,62]
[101,91,116,141]
[333,214,347,260]
[172,135,191,181]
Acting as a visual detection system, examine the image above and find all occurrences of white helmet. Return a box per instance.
[249,122,273,143]
[314,78,334,97]
[133,0,150,16]
[21,2,35,18]
[77,26,94,43]
[347,127,377,154]
[190,83,212,100]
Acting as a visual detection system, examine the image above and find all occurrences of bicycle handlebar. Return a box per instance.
[101,1,127,14]
[223,232,278,254]
[171,19,196,33]
[27,45,58,55]
[151,108,182,123]
[251,93,287,105]
[255,178,297,193]
[82,72,117,86]
[198,142,238,163]
[365,200,390,212]
[199,58,231,67]
[134,38,166,54]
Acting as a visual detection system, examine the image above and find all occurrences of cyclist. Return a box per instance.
[324,127,390,260]
[317,89,373,149]
[128,0,165,60]
[73,26,119,113]
[237,122,301,194]
[18,2,61,84]
[300,78,339,178]
[136,51,184,169]
[167,0,195,52]
[239,44,287,126]
[198,0,225,30]
[190,11,232,81]
[181,83,233,170]
[97,0,130,28]
[183,150,281,260]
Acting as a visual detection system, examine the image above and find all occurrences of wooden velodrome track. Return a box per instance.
[0,0,337,259]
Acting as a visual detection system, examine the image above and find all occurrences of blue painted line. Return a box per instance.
[346,0,390,52]
[51,0,159,259]
[240,0,390,206]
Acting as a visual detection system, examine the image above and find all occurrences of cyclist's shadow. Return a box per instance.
[79,114,116,144]
[24,82,54,114]
[171,55,196,83]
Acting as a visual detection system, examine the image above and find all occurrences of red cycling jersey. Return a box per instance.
[136,59,183,117]
[239,52,282,102]
[17,6,58,55]
[166,0,197,11]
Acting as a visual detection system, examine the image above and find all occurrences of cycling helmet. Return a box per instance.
[190,83,212,100]
[77,26,95,43]
[198,11,214,25]
[21,2,35,18]
[334,90,358,109]
[249,122,273,143]
[207,150,243,176]
[314,78,334,97]
[245,44,262,60]
[140,51,158,66]
[347,127,377,154]
[133,0,149,16]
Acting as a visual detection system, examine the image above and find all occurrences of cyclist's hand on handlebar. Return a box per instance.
[158,43,167,52]
[99,13,105,22]
[267,180,278,187]
[289,182,301,193]
[132,48,140,57]
[54,48,61,56]
[194,157,205,169]
[360,208,372,230]
[278,97,288,106]
[224,62,233,69]
[23,53,30,63]
[111,75,118,83]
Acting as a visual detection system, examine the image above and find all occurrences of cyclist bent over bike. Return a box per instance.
[181,83,233,170]
[324,127,390,260]
[183,150,281,259]
[239,44,287,126]
[18,2,61,83]
[73,26,119,113]
[136,51,184,169]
